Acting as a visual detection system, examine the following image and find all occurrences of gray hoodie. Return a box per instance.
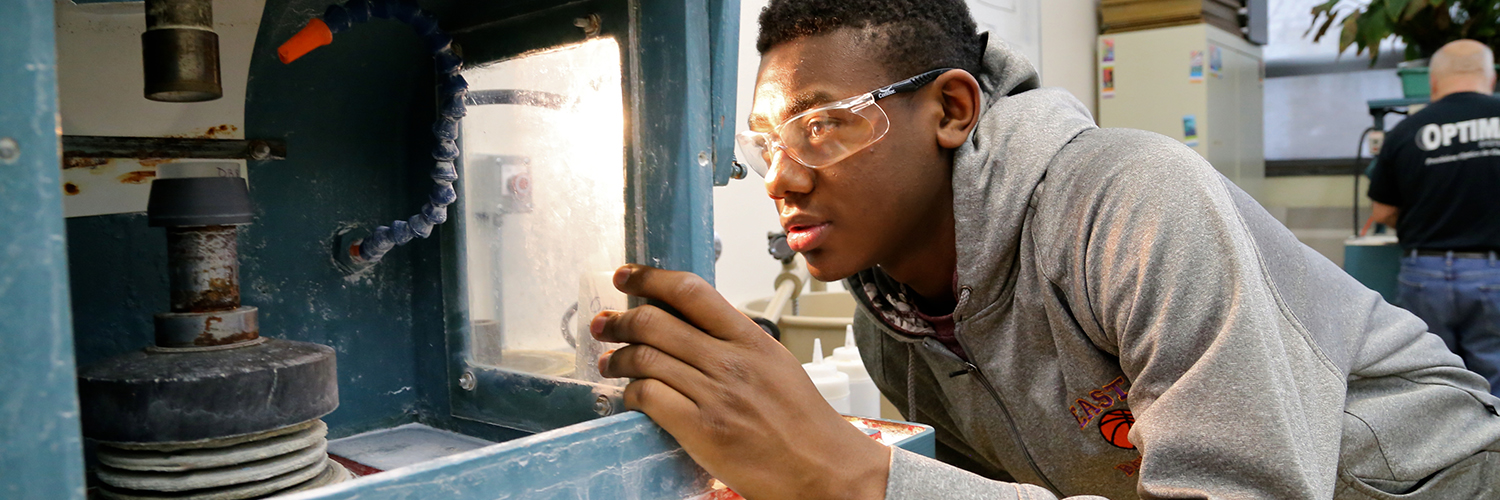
[850,34,1500,499]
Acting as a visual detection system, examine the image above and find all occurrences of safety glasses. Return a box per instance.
[735,68,955,178]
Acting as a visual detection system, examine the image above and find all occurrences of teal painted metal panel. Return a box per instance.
[66,214,168,368]
[284,412,936,500]
[1344,241,1403,303]
[284,412,713,500]
[637,0,718,282]
[241,0,462,438]
[708,0,740,186]
[0,0,88,498]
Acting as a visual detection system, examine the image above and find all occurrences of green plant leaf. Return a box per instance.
[1311,10,1339,40]
[1361,7,1394,46]
[1341,13,1360,53]
[1309,0,1339,16]
[1307,0,1341,37]
[1370,8,1396,60]
[1386,0,1410,21]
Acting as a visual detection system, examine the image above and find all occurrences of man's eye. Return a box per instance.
[806,118,840,138]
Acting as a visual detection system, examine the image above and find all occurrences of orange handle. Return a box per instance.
[277,18,334,64]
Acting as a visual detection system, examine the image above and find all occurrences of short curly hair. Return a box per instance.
[755,0,984,79]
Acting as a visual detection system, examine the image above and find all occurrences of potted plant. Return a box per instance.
[1307,0,1500,97]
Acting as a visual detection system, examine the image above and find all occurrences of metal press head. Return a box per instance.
[142,0,223,102]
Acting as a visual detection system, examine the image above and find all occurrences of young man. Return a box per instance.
[590,1,1500,498]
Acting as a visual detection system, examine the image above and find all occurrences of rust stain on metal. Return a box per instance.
[328,454,382,477]
[181,277,240,312]
[167,124,238,139]
[118,170,158,184]
[139,158,170,167]
[168,226,242,312]
[203,330,259,345]
[193,316,259,346]
[63,182,80,195]
[201,124,238,138]
[65,157,110,169]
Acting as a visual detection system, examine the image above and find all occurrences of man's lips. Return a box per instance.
[785,223,830,252]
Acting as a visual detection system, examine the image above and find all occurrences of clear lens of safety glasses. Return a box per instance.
[734,131,773,178]
[734,93,892,178]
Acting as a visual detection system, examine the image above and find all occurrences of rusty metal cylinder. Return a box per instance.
[143,0,222,102]
[166,225,240,313]
[145,0,212,26]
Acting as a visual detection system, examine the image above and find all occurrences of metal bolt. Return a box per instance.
[459,371,477,391]
[697,151,710,167]
[0,138,18,164]
[249,141,271,161]
[593,394,613,416]
[573,14,602,37]
[729,161,748,180]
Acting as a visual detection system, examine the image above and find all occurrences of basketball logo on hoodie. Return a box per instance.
[1099,409,1135,449]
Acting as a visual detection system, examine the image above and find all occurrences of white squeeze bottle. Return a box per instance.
[830,326,880,418]
[802,338,851,414]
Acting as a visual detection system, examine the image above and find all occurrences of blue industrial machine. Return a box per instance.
[1,1,934,499]
[1342,97,1426,303]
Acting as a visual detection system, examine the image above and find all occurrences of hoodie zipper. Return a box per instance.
[947,292,1062,494]
[956,360,1062,494]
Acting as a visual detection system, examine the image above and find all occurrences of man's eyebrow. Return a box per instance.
[784,91,836,118]
[747,90,838,130]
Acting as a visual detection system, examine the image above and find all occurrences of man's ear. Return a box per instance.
[935,70,982,149]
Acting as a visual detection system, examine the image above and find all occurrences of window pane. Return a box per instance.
[459,38,627,385]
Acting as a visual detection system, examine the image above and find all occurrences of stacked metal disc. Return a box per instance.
[94,420,349,500]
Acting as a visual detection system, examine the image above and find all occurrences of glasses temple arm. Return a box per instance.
[869,68,959,100]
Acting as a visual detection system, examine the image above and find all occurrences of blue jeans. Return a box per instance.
[1397,251,1500,397]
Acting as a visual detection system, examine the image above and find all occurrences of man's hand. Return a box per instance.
[1372,200,1400,229]
[592,264,891,500]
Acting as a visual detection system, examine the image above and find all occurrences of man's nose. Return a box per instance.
[764,148,814,199]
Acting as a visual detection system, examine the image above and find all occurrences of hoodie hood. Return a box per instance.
[849,33,1098,330]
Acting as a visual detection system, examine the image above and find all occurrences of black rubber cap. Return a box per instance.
[77,339,338,443]
[147,177,253,227]
[753,317,781,341]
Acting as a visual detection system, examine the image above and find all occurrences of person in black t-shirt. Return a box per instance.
[1369,39,1500,396]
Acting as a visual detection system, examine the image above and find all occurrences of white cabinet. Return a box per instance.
[1098,24,1265,200]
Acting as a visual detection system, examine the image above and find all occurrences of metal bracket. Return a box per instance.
[62,135,287,161]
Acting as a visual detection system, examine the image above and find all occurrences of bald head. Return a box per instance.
[1430,40,1496,101]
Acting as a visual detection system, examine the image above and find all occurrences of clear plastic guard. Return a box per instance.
[459,38,627,384]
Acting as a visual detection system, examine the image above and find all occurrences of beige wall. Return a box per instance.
[1040,0,1099,117]
[713,0,1102,306]
[1261,175,1373,267]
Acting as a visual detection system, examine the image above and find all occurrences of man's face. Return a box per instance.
[749,29,955,282]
